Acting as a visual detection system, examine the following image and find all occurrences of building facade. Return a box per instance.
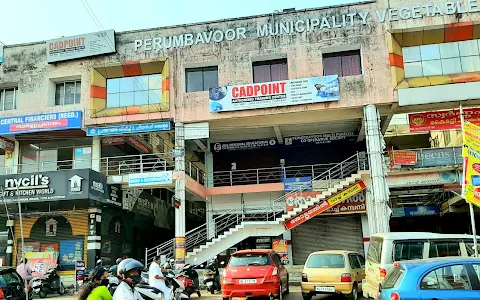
[1,0,480,280]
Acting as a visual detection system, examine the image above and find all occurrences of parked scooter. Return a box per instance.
[177,263,201,298]
[202,257,223,294]
[30,267,65,298]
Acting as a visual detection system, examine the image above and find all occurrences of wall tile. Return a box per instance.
[461,56,480,72]
[439,42,460,59]
[441,57,462,75]
[420,44,441,61]
[458,40,479,56]
[404,61,424,78]
[422,59,442,77]
[403,46,421,63]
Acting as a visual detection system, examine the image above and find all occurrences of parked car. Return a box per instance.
[363,232,479,298]
[378,257,480,299]
[221,249,289,300]
[301,250,365,300]
[0,267,30,300]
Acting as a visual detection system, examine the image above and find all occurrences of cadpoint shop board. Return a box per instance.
[284,181,366,230]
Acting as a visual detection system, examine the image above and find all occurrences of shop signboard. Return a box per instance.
[184,122,210,140]
[323,192,366,215]
[391,208,406,218]
[462,122,480,208]
[47,29,115,63]
[408,108,480,132]
[59,240,84,267]
[0,111,82,135]
[209,75,339,113]
[211,131,356,152]
[407,147,463,168]
[387,171,458,188]
[284,181,366,230]
[286,192,321,212]
[390,150,417,166]
[284,177,312,192]
[25,252,59,277]
[404,206,440,217]
[128,171,173,187]
[86,122,171,136]
[272,240,289,261]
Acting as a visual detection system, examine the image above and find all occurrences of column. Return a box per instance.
[174,122,186,268]
[282,230,293,266]
[87,208,102,268]
[364,105,390,234]
[361,214,370,256]
[206,198,215,240]
[91,136,101,172]
[205,146,214,188]
[6,219,14,266]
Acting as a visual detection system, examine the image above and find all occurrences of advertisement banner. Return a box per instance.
[75,260,86,287]
[175,237,186,265]
[128,171,173,187]
[25,252,58,277]
[272,240,289,261]
[47,30,115,63]
[462,121,480,207]
[404,206,440,217]
[284,181,366,230]
[391,151,417,166]
[86,122,171,136]
[322,192,366,215]
[387,171,458,188]
[209,75,339,112]
[0,111,82,135]
[286,192,322,212]
[409,108,480,132]
[284,177,312,192]
[59,240,84,267]
[406,147,463,168]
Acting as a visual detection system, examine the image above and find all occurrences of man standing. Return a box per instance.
[148,256,170,300]
[16,258,31,280]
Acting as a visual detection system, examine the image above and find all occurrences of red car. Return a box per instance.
[222,249,289,300]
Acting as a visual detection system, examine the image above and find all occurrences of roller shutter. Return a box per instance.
[291,214,364,265]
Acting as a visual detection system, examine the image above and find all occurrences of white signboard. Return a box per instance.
[209,75,339,113]
[387,171,458,188]
[184,122,210,140]
[128,171,173,187]
[47,29,115,63]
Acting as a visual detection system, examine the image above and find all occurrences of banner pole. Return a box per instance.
[460,105,478,257]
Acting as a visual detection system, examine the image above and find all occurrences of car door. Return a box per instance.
[348,253,362,288]
[417,263,480,299]
[355,254,366,289]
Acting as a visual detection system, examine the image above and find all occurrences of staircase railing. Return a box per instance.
[145,152,368,263]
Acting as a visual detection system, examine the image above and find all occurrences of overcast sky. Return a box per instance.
[0,0,362,45]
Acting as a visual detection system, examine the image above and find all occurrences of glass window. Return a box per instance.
[472,264,480,282]
[253,59,288,83]
[106,74,162,108]
[393,241,424,261]
[272,253,282,266]
[229,254,271,267]
[55,81,81,105]
[323,50,362,77]
[367,237,383,264]
[349,254,361,269]
[306,254,345,268]
[185,67,218,92]
[356,254,365,268]
[0,88,17,111]
[420,264,472,290]
[429,241,461,258]
[0,271,22,288]
[383,266,405,289]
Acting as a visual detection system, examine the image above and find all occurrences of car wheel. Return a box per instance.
[39,291,47,299]
[59,283,65,295]
[302,293,312,300]
[347,284,358,300]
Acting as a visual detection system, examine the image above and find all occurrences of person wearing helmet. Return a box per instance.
[76,266,112,300]
[115,258,123,265]
[113,258,144,300]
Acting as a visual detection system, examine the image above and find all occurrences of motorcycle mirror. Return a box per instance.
[282,259,289,265]
[200,265,204,268]
[170,258,174,262]
[220,261,225,265]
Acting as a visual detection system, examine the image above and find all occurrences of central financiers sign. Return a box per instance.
[209,76,339,112]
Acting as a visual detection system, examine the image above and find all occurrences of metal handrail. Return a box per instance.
[145,152,368,263]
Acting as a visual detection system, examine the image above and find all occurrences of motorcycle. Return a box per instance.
[202,259,224,294]
[137,268,189,300]
[177,263,201,298]
[30,267,65,298]
[108,265,120,295]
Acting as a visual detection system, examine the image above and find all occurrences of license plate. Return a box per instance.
[315,286,335,292]
[239,279,257,284]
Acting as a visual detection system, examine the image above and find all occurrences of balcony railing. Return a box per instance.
[388,146,462,169]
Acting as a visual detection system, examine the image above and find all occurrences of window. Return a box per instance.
[272,253,282,266]
[229,254,271,267]
[393,241,424,261]
[443,131,452,146]
[323,50,362,77]
[429,241,461,258]
[349,254,361,269]
[253,59,288,83]
[367,237,383,264]
[106,74,162,108]
[0,87,17,111]
[472,264,480,282]
[420,264,472,290]
[55,81,81,105]
[382,266,405,289]
[306,254,345,268]
[403,40,480,78]
[356,254,365,268]
[185,67,218,92]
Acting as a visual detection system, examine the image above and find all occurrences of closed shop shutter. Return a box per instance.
[291,214,364,265]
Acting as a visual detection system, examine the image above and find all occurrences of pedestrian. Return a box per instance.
[16,258,31,280]
[77,266,112,300]
[148,255,170,300]
[113,258,144,300]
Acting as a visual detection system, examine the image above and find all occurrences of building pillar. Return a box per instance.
[364,105,390,234]
[87,208,102,268]
[91,136,101,172]
[6,219,14,266]
[205,148,214,188]
[282,230,293,266]
[174,122,186,268]
[361,214,370,256]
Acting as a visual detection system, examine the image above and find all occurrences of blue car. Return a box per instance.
[378,258,480,300]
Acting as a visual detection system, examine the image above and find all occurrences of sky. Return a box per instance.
[0,0,361,45]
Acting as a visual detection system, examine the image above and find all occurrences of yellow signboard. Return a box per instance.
[327,181,367,207]
[463,121,480,207]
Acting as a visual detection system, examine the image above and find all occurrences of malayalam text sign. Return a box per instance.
[47,30,115,63]
[391,150,417,166]
[128,171,173,187]
[87,122,171,136]
[284,177,312,192]
[284,181,366,230]
[209,76,339,112]
[409,108,480,132]
[463,121,480,207]
[0,111,82,135]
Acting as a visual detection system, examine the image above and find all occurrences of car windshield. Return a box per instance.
[229,254,270,267]
[0,271,22,287]
[306,254,345,268]
[382,266,405,289]
[367,237,383,264]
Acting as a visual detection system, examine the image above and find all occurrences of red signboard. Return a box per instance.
[391,151,417,165]
[322,192,366,215]
[409,108,480,132]
[285,192,322,211]
[284,181,366,230]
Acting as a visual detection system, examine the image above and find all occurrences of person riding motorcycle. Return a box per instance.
[205,257,221,291]
[112,258,144,300]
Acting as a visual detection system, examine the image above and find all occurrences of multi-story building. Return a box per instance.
[1,0,480,284]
